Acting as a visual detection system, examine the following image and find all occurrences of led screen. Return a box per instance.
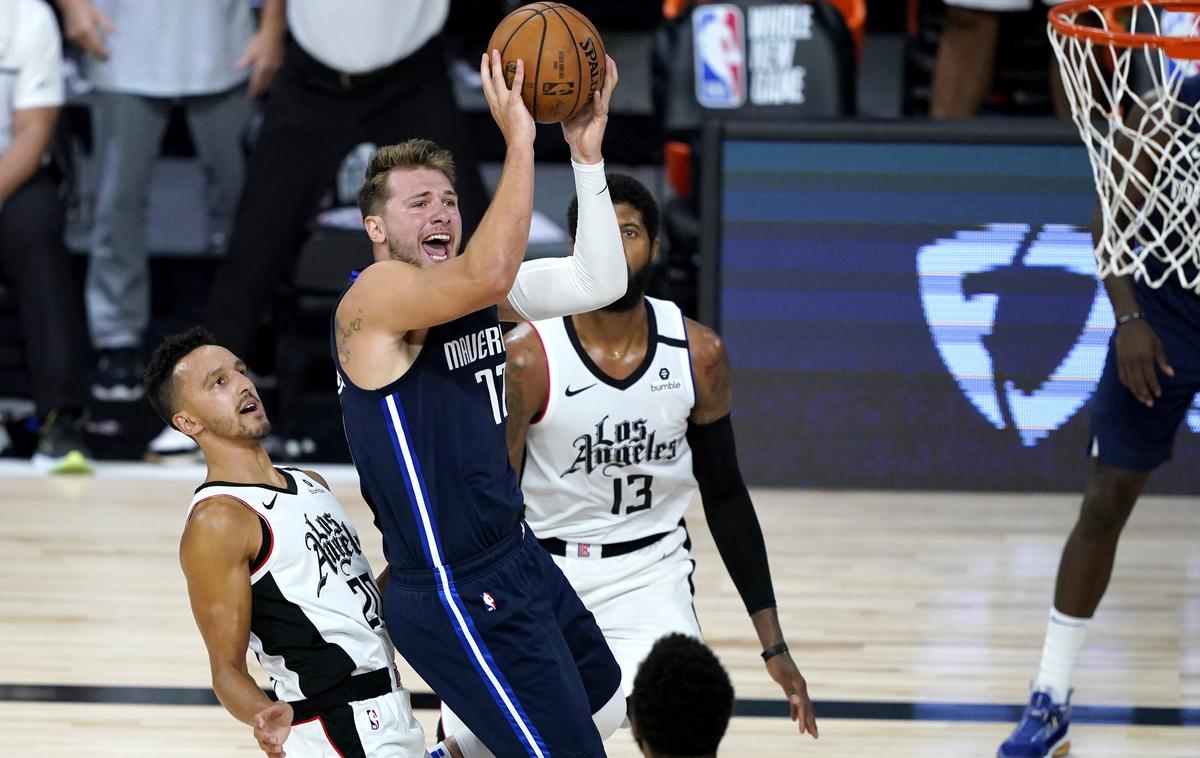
[716,133,1200,491]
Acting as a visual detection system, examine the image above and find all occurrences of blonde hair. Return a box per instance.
[357,139,457,217]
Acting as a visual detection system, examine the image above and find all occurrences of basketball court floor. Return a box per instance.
[0,461,1194,756]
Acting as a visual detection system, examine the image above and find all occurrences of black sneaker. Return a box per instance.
[32,409,93,475]
[93,347,144,402]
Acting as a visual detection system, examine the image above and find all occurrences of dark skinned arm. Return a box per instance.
[503,323,550,473]
[685,318,818,738]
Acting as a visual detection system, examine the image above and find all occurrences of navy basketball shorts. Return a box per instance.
[1088,281,1200,472]
[383,524,621,758]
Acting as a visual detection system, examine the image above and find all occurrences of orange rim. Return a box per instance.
[1050,0,1200,58]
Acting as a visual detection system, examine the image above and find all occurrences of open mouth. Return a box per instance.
[422,233,452,262]
[239,399,259,415]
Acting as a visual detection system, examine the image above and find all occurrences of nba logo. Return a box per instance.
[481,592,497,612]
[366,707,380,731]
[693,4,747,108]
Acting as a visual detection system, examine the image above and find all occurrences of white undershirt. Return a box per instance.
[287,0,449,73]
[84,0,254,97]
[0,0,64,156]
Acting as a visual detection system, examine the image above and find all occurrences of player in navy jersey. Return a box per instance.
[998,76,1200,758]
[332,52,628,756]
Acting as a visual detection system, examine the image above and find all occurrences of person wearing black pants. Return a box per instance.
[1,0,92,474]
[148,0,488,459]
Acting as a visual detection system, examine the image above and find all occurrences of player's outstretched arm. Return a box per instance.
[684,319,818,739]
[340,52,535,337]
[180,498,282,745]
[501,57,626,323]
[503,324,550,470]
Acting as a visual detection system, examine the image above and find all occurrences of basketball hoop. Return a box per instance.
[1049,0,1200,291]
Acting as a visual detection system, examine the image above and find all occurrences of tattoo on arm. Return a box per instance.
[335,310,364,366]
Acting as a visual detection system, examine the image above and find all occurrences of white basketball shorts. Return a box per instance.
[552,525,703,697]
[286,687,426,757]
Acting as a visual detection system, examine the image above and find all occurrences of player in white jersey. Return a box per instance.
[145,327,439,758]
[504,175,818,739]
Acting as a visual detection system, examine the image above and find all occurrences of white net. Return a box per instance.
[1049,1,1200,291]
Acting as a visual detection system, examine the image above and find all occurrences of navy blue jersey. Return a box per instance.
[333,277,524,570]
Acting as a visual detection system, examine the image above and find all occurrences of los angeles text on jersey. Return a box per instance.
[444,325,505,371]
[562,414,682,477]
[305,512,365,596]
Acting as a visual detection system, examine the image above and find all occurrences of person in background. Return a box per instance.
[0,0,93,474]
[930,0,1072,118]
[147,0,490,461]
[56,0,282,401]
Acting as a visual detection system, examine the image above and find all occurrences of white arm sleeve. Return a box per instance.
[505,160,627,321]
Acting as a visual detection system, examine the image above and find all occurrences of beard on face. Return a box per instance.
[601,260,653,312]
[240,419,272,440]
[207,412,272,442]
[387,237,418,265]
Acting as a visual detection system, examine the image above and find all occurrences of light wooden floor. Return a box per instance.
[0,462,1196,756]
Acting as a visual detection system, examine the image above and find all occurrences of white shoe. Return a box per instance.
[145,425,201,463]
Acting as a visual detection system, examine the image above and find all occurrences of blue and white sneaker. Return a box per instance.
[998,689,1071,758]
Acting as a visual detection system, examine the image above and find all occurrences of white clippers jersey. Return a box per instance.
[186,467,395,702]
[521,297,698,543]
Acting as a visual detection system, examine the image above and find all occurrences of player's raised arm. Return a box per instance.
[685,319,819,739]
[500,57,626,323]
[338,51,535,337]
[179,498,277,731]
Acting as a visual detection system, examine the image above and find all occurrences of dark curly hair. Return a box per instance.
[566,173,660,243]
[144,326,218,429]
[632,634,734,757]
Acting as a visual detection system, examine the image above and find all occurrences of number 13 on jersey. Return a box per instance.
[475,363,507,424]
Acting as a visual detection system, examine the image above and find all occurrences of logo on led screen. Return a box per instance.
[917,224,1113,447]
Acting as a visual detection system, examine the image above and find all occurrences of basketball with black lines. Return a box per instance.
[487,2,607,124]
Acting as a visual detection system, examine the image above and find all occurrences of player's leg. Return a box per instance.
[86,91,170,398]
[180,84,253,254]
[930,1,1024,117]
[0,170,91,468]
[528,537,627,735]
[999,298,1200,758]
[385,535,608,757]
[558,528,700,698]
[201,65,355,362]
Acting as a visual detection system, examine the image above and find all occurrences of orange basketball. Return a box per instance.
[486,3,606,124]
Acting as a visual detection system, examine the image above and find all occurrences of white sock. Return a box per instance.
[1033,606,1089,704]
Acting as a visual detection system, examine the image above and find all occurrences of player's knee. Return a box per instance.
[1078,470,1142,538]
[592,687,627,741]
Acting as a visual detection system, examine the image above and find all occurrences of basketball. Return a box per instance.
[486,3,607,124]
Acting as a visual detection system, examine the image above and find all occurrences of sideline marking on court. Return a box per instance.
[1,684,1196,726]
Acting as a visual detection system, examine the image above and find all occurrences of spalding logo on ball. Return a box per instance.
[487,2,607,124]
